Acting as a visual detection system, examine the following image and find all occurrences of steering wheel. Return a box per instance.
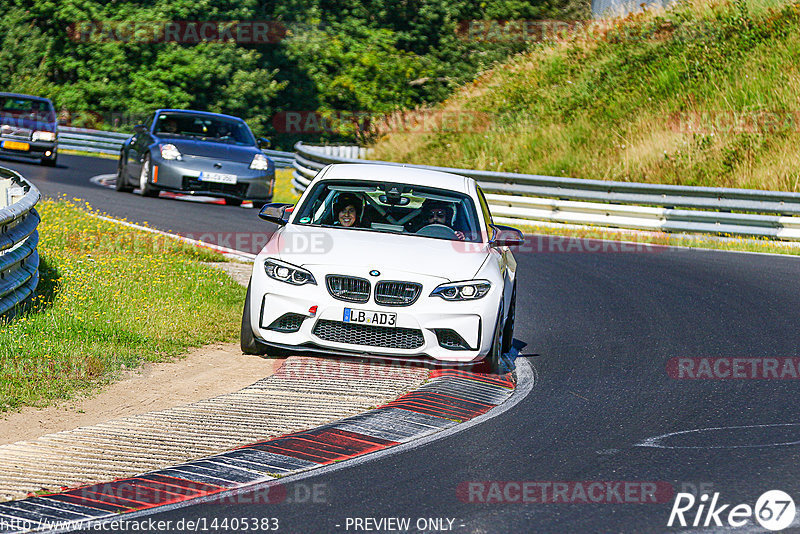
[416,224,458,239]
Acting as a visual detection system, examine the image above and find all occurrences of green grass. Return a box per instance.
[371,0,800,192]
[273,168,301,204]
[59,149,118,160]
[0,199,246,412]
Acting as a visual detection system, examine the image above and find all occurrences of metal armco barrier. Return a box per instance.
[59,127,130,155]
[58,126,297,168]
[292,142,800,241]
[0,167,40,317]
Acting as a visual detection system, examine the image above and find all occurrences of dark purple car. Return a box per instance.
[0,93,58,166]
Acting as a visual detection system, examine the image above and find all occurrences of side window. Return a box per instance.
[145,113,155,131]
[476,186,494,235]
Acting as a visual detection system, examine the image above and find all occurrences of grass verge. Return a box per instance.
[371,0,800,192]
[59,149,118,160]
[273,168,300,204]
[0,199,247,412]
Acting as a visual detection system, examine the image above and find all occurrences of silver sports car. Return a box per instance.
[117,109,275,206]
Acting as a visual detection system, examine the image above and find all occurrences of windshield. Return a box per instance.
[0,97,55,123]
[292,180,482,242]
[153,113,255,146]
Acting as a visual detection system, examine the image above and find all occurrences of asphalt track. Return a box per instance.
[6,153,800,533]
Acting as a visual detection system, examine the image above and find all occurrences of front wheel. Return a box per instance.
[138,155,159,197]
[116,156,133,192]
[41,155,57,167]
[240,282,269,355]
[480,304,504,374]
[502,285,516,355]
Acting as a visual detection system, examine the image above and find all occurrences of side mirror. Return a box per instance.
[257,137,271,149]
[259,203,293,225]
[489,224,525,247]
[133,124,146,134]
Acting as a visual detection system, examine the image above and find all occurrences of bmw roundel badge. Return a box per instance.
[369,270,380,277]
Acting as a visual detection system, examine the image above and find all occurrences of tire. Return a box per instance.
[240,282,269,355]
[116,156,133,192]
[252,200,267,210]
[225,198,243,207]
[41,155,56,167]
[481,304,505,374]
[138,154,159,197]
[502,285,516,355]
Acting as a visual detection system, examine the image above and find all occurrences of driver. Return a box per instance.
[420,199,465,240]
[160,118,178,134]
[333,193,363,228]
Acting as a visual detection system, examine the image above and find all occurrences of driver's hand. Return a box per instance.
[455,231,466,241]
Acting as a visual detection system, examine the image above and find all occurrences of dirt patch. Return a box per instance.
[0,343,284,445]
[204,261,252,286]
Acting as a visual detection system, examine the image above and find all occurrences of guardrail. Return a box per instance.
[58,126,296,168]
[0,167,40,317]
[292,142,800,241]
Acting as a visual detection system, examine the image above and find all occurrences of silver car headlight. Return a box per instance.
[264,258,317,286]
[32,130,56,142]
[160,143,182,160]
[430,280,491,301]
[250,153,270,170]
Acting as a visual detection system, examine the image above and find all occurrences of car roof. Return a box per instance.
[154,109,246,122]
[0,92,54,105]
[319,163,472,194]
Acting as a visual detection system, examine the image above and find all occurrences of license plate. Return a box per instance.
[2,140,29,151]
[198,171,237,184]
[343,308,397,327]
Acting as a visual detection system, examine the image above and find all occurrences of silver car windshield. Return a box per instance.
[293,180,482,242]
[154,113,255,146]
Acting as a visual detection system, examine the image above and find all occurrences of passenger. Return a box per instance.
[420,199,465,240]
[333,193,363,228]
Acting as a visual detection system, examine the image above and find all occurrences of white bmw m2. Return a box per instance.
[241,163,523,372]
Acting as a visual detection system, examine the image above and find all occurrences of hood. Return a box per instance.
[265,225,489,282]
[155,137,259,163]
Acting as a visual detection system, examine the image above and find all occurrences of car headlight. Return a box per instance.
[264,258,317,286]
[32,131,56,142]
[250,153,270,170]
[160,143,182,160]
[430,280,491,301]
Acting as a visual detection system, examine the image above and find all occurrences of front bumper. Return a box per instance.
[150,155,274,201]
[248,261,500,364]
[0,138,57,160]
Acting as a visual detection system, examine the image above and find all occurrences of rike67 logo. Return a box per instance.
[668,490,796,531]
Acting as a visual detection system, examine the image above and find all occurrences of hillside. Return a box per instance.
[371,0,800,191]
